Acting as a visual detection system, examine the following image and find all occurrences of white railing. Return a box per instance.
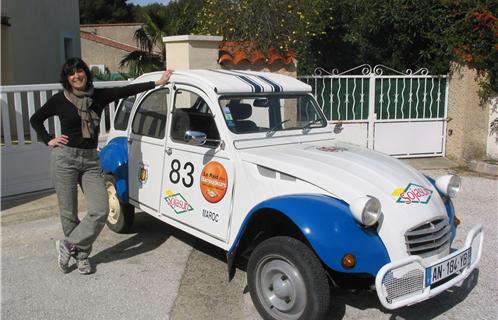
[0,80,131,197]
[0,80,130,149]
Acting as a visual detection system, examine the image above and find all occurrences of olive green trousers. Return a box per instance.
[51,146,109,259]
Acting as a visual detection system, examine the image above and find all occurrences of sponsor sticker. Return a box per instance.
[138,162,149,186]
[317,146,348,152]
[223,106,234,121]
[223,106,235,128]
[391,183,433,205]
[200,161,228,203]
[202,209,219,222]
[164,189,194,214]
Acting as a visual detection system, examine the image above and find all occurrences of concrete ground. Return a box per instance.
[1,158,497,320]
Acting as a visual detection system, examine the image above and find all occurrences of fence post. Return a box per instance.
[1,93,12,146]
[367,71,376,148]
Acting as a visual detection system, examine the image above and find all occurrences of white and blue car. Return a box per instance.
[100,69,483,320]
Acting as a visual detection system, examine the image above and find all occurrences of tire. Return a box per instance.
[247,236,330,320]
[104,174,134,233]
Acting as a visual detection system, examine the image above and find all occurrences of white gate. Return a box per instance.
[298,64,449,157]
[0,81,129,197]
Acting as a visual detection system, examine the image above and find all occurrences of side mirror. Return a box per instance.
[333,121,343,134]
[184,130,207,145]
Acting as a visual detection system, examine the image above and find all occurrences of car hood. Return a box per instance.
[239,141,433,202]
[239,141,448,260]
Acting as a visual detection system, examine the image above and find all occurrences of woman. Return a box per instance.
[30,57,173,274]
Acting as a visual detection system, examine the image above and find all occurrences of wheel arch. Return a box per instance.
[227,207,308,280]
[227,194,390,280]
[99,136,129,202]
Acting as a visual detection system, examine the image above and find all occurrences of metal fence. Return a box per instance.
[298,64,447,122]
[298,64,449,157]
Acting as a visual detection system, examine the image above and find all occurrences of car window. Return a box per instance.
[131,88,169,139]
[114,95,135,131]
[170,89,220,147]
[219,95,326,134]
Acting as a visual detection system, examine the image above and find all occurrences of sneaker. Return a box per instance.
[55,239,75,273]
[76,258,92,275]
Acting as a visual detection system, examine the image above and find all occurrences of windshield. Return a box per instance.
[219,94,327,135]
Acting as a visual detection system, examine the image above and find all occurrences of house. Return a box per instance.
[80,23,142,74]
[1,0,80,85]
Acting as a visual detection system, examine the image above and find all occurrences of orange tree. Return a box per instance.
[304,0,495,77]
[194,0,497,131]
[453,3,497,134]
[454,7,497,100]
[193,0,330,59]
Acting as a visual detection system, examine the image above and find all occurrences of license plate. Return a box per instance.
[426,248,472,286]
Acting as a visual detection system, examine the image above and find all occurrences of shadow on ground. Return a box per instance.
[324,268,480,320]
[1,189,56,211]
[166,229,481,320]
[92,212,197,268]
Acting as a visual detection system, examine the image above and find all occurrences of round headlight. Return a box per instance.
[435,174,461,198]
[350,196,382,226]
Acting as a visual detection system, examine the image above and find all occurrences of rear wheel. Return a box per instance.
[104,174,134,233]
[247,236,330,320]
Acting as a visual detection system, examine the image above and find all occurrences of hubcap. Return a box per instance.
[106,181,120,225]
[273,276,291,300]
[255,255,307,319]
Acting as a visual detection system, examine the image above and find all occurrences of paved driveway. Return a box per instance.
[1,170,497,320]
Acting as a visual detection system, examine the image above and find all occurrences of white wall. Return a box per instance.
[1,0,80,85]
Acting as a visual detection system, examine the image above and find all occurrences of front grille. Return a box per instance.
[405,217,451,255]
[382,268,424,303]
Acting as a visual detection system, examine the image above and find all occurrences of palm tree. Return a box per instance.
[120,50,163,77]
[120,10,165,77]
[120,0,204,76]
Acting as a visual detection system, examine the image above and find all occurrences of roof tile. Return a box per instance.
[219,41,296,65]
[80,31,139,53]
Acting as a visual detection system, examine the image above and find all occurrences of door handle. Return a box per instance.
[165,147,172,155]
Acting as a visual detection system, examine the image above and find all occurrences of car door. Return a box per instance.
[160,85,234,242]
[128,87,170,214]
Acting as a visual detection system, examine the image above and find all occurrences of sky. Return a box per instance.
[127,0,171,5]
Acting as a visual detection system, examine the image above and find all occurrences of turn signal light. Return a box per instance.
[342,253,356,269]
[454,216,461,226]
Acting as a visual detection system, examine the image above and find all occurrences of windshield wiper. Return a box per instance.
[302,118,324,132]
[266,119,290,136]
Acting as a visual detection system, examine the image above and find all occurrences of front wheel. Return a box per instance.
[247,236,330,320]
[104,174,134,233]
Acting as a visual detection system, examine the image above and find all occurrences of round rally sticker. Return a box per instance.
[200,161,228,203]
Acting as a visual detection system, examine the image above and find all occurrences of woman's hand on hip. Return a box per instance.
[48,135,69,147]
[155,69,174,86]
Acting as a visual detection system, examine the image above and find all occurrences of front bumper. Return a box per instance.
[375,224,484,310]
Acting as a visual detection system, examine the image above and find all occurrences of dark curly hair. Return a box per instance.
[59,57,93,91]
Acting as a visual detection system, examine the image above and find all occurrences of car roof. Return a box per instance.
[133,69,312,94]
